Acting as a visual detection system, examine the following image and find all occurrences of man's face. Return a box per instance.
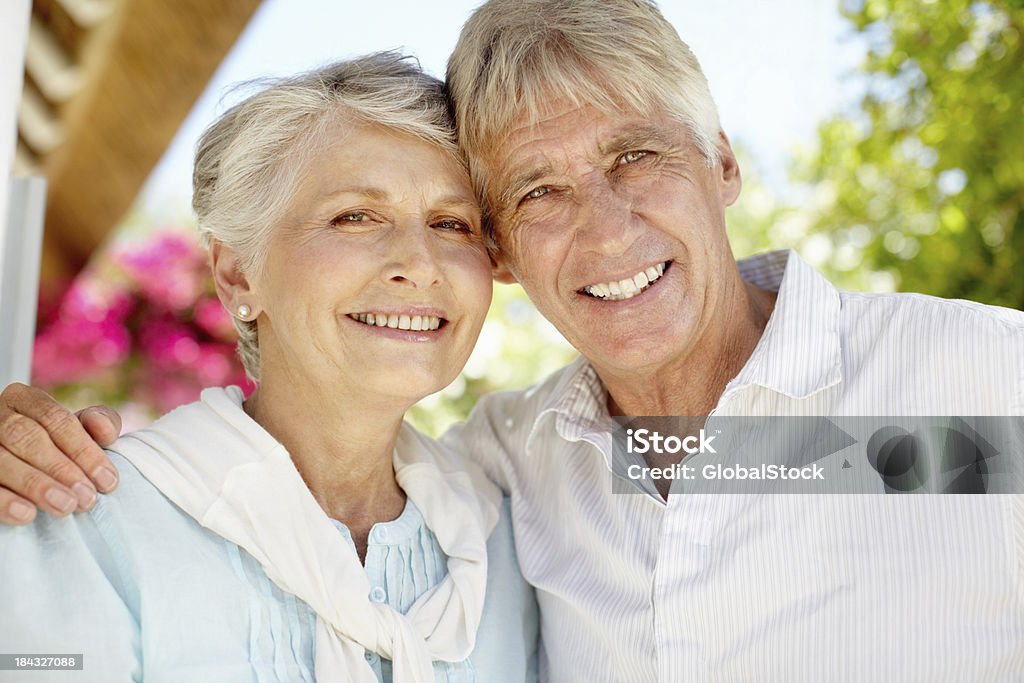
[484,102,742,379]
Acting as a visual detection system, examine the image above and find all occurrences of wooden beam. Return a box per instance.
[38,0,262,290]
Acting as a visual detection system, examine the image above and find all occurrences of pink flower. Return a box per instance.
[193,298,236,341]
[32,225,252,416]
[32,291,133,387]
[113,231,208,313]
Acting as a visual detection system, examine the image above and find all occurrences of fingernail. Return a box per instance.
[8,500,35,523]
[72,481,97,510]
[93,406,118,422]
[92,466,118,492]
[45,487,77,514]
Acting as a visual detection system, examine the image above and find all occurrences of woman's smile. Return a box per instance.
[345,306,449,342]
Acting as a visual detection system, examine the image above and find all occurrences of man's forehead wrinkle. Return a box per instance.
[492,108,670,210]
[491,122,563,209]
[497,163,554,209]
[600,124,680,156]
[495,133,588,208]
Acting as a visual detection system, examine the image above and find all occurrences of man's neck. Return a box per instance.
[602,281,777,418]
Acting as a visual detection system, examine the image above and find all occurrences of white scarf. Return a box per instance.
[112,386,501,682]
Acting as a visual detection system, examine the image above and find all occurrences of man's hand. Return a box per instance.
[0,383,121,525]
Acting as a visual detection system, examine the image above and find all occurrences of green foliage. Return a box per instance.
[726,148,818,263]
[799,0,1023,308]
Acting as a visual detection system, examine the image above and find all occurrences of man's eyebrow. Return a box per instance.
[600,126,678,156]
[496,163,553,210]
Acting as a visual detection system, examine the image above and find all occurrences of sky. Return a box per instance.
[137,0,867,216]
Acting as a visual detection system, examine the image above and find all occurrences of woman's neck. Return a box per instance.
[243,380,408,561]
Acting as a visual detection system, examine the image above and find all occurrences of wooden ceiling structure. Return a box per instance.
[15,0,262,298]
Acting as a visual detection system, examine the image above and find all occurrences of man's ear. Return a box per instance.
[210,240,260,318]
[490,250,519,284]
[715,131,742,207]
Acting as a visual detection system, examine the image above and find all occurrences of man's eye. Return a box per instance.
[523,186,550,201]
[618,150,649,165]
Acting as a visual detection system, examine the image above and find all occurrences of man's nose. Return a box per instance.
[573,177,643,257]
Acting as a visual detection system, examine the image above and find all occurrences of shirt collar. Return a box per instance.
[729,249,843,399]
[528,249,843,446]
[530,356,612,445]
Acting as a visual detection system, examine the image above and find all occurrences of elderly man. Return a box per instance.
[2,0,1023,680]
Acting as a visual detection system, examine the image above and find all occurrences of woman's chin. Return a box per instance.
[357,367,461,407]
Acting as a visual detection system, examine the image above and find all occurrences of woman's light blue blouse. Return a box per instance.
[0,453,538,682]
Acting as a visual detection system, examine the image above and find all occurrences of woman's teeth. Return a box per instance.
[349,313,442,331]
[583,262,667,301]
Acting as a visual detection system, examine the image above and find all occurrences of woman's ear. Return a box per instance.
[210,240,260,320]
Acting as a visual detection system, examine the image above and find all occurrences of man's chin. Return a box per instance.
[582,341,685,381]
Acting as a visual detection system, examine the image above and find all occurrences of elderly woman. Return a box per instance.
[0,53,537,682]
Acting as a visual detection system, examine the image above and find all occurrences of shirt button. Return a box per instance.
[369,586,387,603]
[373,527,388,543]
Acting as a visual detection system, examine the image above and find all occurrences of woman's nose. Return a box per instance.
[382,223,443,288]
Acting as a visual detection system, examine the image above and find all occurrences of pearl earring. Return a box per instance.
[237,304,252,320]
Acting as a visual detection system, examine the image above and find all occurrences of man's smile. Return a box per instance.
[580,261,672,301]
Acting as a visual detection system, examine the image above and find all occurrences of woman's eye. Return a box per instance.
[329,211,370,225]
[333,212,368,224]
[619,150,649,165]
[524,186,550,201]
[434,218,471,233]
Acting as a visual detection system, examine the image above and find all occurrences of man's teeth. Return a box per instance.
[349,313,442,331]
[584,263,666,301]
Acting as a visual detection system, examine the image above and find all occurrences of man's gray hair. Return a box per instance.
[192,52,459,380]
[447,0,721,219]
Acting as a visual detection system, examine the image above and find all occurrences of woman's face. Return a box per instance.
[248,121,492,406]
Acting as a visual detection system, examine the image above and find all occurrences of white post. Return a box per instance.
[0,0,37,385]
[1,178,46,384]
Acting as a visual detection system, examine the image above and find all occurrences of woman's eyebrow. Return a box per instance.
[305,188,479,219]
[322,185,390,201]
[434,196,481,213]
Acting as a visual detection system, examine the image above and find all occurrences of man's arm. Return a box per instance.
[0,383,121,524]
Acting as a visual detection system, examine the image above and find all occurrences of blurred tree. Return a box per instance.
[726,147,798,260]
[798,0,1023,308]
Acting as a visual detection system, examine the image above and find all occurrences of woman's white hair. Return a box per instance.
[447,0,722,223]
[192,51,459,380]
